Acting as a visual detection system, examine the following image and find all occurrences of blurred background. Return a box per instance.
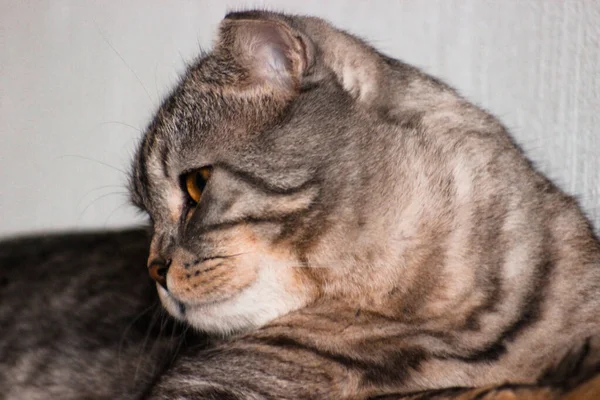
[1,0,599,237]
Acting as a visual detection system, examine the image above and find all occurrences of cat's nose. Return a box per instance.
[148,258,171,290]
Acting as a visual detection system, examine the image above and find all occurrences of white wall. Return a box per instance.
[1,0,599,237]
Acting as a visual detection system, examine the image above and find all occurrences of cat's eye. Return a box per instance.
[184,167,212,204]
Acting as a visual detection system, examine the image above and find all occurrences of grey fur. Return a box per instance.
[131,10,600,398]
[0,229,205,399]
[1,9,599,400]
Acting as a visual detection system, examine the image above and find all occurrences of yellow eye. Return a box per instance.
[185,167,212,204]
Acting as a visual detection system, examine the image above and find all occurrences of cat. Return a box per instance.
[0,229,206,399]
[2,9,600,400]
[1,231,597,399]
[128,10,600,399]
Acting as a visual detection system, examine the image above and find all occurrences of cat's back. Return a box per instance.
[0,229,191,399]
[306,16,600,381]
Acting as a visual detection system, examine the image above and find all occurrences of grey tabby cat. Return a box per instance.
[128,10,600,399]
[2,9,600,400]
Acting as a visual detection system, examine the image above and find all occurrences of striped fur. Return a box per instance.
[129,10,600,399]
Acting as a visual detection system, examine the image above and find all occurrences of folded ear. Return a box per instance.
[217,15,312,94]
[217,11,384,107]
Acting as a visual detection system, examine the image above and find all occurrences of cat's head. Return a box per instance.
[130,11,390,334]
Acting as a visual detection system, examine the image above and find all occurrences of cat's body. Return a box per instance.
[128,10,600,399]
[1,230,598,399]
[1,230,598,400]
[0,229,205,400]
[2,9,600,400]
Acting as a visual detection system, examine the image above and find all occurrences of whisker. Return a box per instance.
[177,50,188,68]
[154,62,161,104]
[57,154,127,175]
[76,185,127,208]
[166,318,185,368]
[197,250,345,270]
[142,307,171,376]
[77,191,129,225]
[103,201,132,227]
[98,121,143,134]
[93,20,154,105]
[117,301,160,378]
[133,303,162,384]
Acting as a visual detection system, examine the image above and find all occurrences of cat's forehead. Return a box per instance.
[146,54,288,152]
[129,54,292,211]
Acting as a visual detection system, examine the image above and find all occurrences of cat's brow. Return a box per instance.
[214,162,317,196]
[193,214,303,236]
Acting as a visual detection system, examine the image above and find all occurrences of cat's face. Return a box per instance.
[130,14,373,334]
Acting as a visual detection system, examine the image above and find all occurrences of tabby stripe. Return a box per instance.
[446,258,555,363]
[462,194,507,333]
[503,259,554,342]
[161,386,245,400]
[462,271,502,332]
[193,210,312,236]
[136,148,149,199]
[136,125,158,200]
[199,387,244,400]
[158,140,170,178]
[470,382,538,400]
[253,335,426,386]
[198,347,320,399]
[368,386,471,400]
[215,162,319,196]
[537,337,595,390]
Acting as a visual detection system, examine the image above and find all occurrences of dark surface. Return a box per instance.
[0,228,204,399]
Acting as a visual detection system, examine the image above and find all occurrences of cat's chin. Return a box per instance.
[157,267,308,335]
